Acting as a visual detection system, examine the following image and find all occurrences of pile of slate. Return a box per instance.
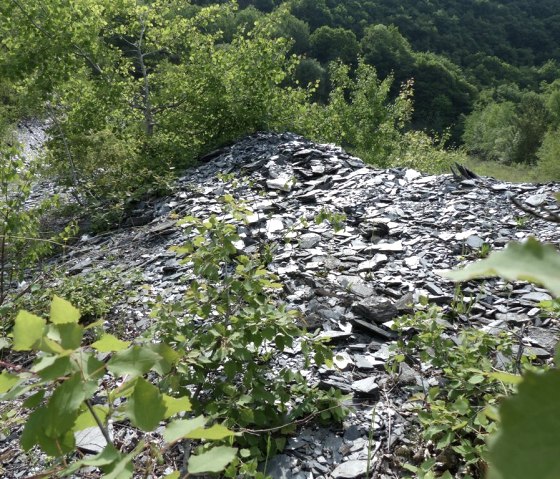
[4,129,560,479]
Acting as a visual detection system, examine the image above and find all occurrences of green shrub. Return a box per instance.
[154,197,349,461]
[12,267,141,325]
[0,296,236,477]
[296,61,412,166]
[0,143,75,336]
[391,305,519,478]
[536,128,560,180]
[387,129,459,173]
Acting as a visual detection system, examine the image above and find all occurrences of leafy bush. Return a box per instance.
[391,306,518,478]
[12,267,141,326]
[0,200,349,477]
[296,61,412,166]
[463,102,518,163]
[536,128,560,180]
[0,296,236,477]
[442,237,560,479]
[388,129,459,173]
[0,143,75,335]
[5,0,313,211]
[154,197,349,460]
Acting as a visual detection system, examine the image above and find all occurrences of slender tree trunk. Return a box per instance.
[136,20,154,137]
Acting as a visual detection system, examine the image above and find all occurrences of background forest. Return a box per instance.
[194,0,560,174]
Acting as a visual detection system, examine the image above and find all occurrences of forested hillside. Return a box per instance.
[232,0,560,164]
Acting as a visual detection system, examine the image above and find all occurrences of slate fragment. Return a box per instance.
[352,297,398,324]
[331,460,369,479]
[351,319,397,340]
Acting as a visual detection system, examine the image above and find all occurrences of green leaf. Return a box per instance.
[74,353,106,381]
[437,431,453,449]
[402,463,418,473]
[21,407,46,451]
[45,373,87,436]
[23,390,45,408]
[489,371,523,385]
[21,407,76,456]
[468,374,485,384]
[101,443,142,479]
[148,342,180,374]
[56,323,85,350]
[91,334,131,352]
[163,394,192,419]
[0,371,19,393]
[163,473,180,479]
[50,295,81,324]
[126,378,166,431]
[73,405,109,432]
[185,424,235,440]
[452,397,470,415]
[440,238,560,296]
[107,346,161,377]
[489,369,560,479]
[60,444,121,476]
[188,446,238,474]
[163,416,206,444]
[13,310,46,351]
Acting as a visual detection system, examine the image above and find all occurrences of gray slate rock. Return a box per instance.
[351,377,380,397]
[264,454,295,479]
[352,297,398,324]
[331,460,369,479]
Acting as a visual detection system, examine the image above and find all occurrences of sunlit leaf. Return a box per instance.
[44,373,87,436]
[33,355,71,381]
[163,394,192,419]
[148,342,180,374]
[126,378,166,431]
[50,295,81,324]
[91,334,130,352]
[489,372,523,385]
[56,323,85,350]
[0,371,19,393]
[440,237,560,296]
[489,370,560,479]
[163,416,206,443]
[73,405,109,432]
[13,311,45,350]
[107,346,161,377]
[185,424,235,441]
[188,446,238,474]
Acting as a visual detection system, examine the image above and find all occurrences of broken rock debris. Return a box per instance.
[18,130,560,478]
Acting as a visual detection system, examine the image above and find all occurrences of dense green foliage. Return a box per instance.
[442,234,560,479]
[1,295,237,476]
[287,0,560,67]
[392,306,518,478]
[1,1,315,205]
[0,142,77,338]
[232,0,560,170]
[3,0,559,192]
[2,0,432,212]
[0,206,348,477]
[1,1,560,477]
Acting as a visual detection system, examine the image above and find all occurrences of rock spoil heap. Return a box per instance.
[10,131,560,478]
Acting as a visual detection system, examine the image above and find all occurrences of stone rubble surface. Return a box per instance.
[5,130,560,479]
